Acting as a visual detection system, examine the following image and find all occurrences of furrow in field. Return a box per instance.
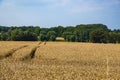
[12,45,40,61]
[0,45,28,60]
[37,41,46,46]
[38,42,42,45]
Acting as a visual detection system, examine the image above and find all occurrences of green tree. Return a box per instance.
[11,29,23,41]
[0,31,9,41]
[117,33,120,43]
[62,32,72,40]
[23,31,37,41]
[11,29,37,41]
[34,27,40,36]
[57,26,64,36]
[47,31,56,41]
[108,32,120,43]
[69,35,75,42]
[90,30,108,43]
[39,34,47,41]
[0,33,1,41]
[49,35,56,41]
[73,30,81,42]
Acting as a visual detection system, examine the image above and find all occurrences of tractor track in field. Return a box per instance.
[0,45,28,60]
[38,41,47,45]
[0,41,46,61]
[21,42,44,61]
[27,41,47,60]
[22,46,40,61]
[38,42,42,45]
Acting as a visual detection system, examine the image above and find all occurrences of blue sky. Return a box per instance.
[0,0,120,29]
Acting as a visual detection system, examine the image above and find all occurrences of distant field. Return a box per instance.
[0,41,120,80]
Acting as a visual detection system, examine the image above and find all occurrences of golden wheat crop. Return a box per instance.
[0,41,120,80]
[12,45,37,61]
[0,41,39,59]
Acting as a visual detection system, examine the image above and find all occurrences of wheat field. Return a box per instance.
[0,41,120,80]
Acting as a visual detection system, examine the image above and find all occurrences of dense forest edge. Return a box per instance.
[0,24,120,43]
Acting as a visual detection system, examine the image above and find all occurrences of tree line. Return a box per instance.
[0,24,120,43]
